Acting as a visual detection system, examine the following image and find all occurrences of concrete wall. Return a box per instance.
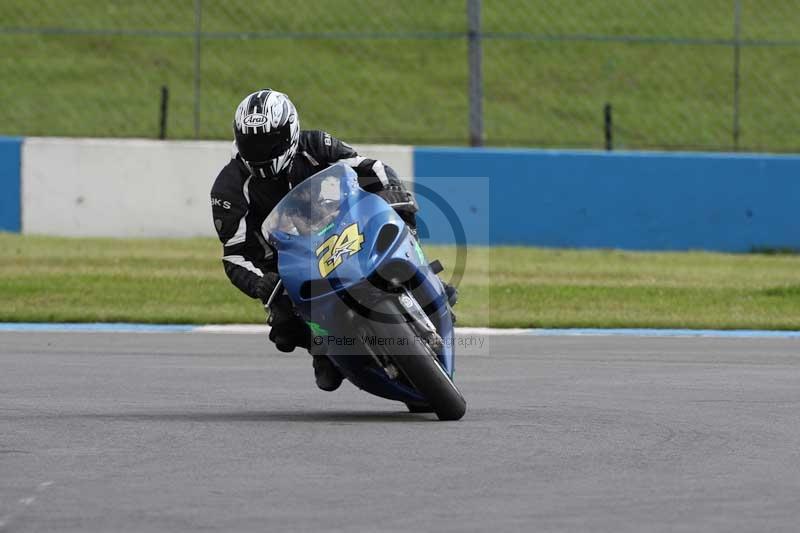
[22,138,229,237]
[414,147,800,252]
[16,138,413,238]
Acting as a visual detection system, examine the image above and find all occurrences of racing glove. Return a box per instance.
[376,186,418,230]
[254,272,281,304]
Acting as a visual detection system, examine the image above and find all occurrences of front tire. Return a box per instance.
[369,299,466,421]
[405,402,434,413]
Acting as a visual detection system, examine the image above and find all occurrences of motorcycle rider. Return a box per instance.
[210,89,455,391]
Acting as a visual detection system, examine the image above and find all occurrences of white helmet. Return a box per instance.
[233,89,300,178]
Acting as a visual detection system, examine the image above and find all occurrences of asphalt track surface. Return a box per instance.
[2,331,800,532]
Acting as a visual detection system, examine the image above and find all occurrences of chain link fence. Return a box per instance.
[1,1,797,152]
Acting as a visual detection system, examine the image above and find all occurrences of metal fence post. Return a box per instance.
[732,0,742,151]
[467,0,483,147]
[193,0,203,139]
[159,85,169,140]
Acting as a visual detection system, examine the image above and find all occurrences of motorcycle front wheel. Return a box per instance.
[367,298,467,421]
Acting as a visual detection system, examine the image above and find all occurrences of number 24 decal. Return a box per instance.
[316,223,365,277]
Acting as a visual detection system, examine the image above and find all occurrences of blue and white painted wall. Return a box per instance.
[1,137,798,252]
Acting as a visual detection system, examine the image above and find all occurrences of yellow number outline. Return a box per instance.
[316,223,365,277]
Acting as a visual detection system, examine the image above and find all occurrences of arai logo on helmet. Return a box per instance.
[242,113,269,128]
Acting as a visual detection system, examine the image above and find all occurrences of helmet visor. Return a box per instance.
[236,124,292,165]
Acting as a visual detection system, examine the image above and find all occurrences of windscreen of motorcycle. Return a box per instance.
[263,172,344,237]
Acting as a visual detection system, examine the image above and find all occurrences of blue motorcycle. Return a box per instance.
[262,163,466,420]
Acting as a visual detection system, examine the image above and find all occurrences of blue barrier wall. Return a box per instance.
[414,147,800,252]
[0,137,22,232]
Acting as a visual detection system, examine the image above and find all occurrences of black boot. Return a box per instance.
[269,295,342,391]
[311,353,344,392]
[269,317,308,352]
[267,295,311,353]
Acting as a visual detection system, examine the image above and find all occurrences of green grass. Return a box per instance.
[2,233,800,330]
[1,1,798,150]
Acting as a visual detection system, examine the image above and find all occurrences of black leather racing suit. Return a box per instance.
[210,130,416,312]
